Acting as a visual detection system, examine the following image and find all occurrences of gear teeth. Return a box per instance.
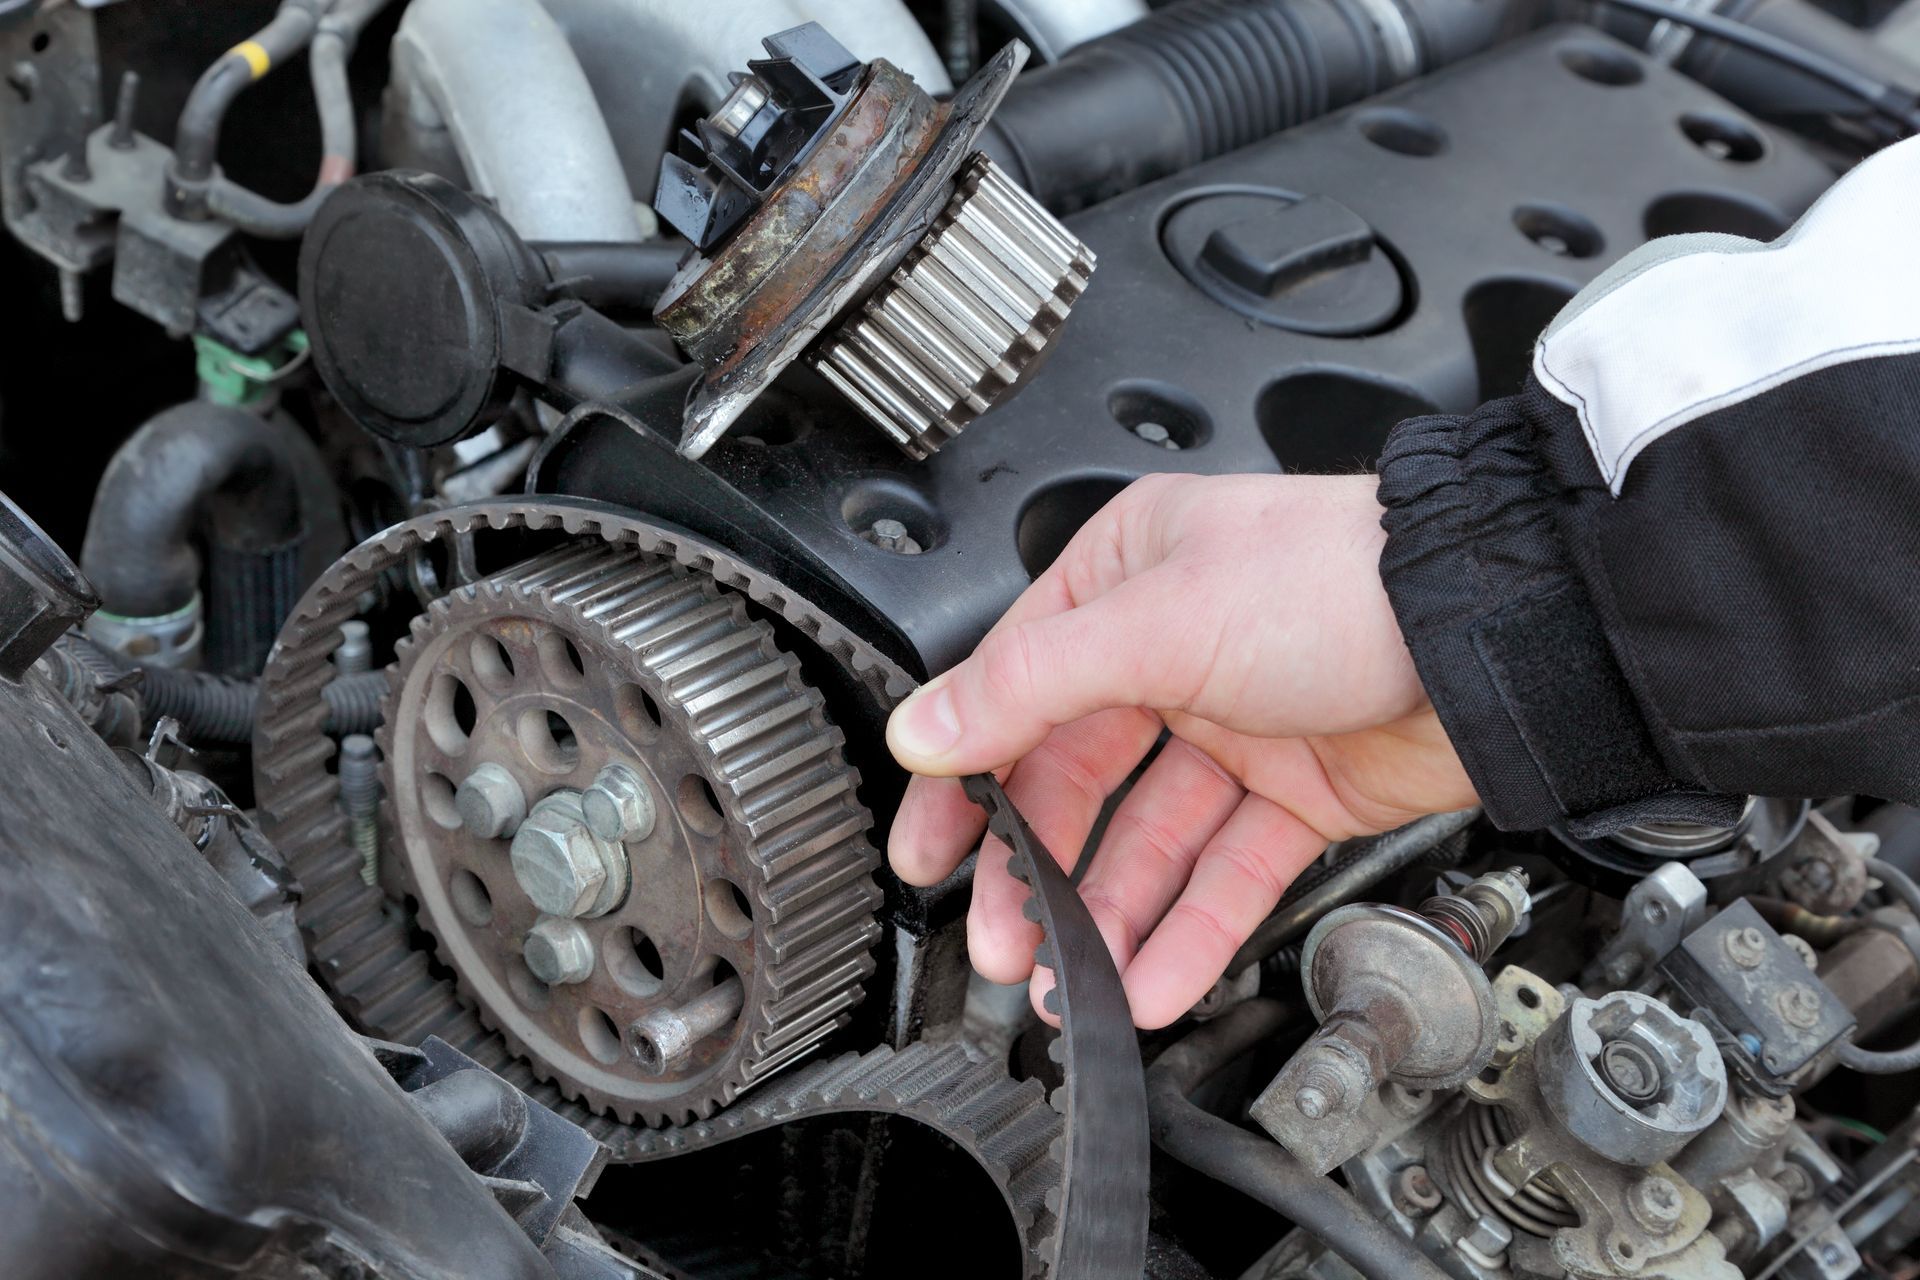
[254,502,1075,1280]
[374,543,880,1126]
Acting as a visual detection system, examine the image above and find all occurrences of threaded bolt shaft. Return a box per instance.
[339,733,381,886]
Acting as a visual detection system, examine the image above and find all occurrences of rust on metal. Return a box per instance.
[656,58,947,371]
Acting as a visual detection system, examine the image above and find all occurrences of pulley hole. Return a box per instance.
[1516,984,1543,1009]
[518,707,581,774]
[579,1006,624,1065]
[1644,192,1788,241]
[614,682,663,743]
[423,771,461,829]
[1108,381,1210,450]
[1479,1067,1501,1084]
[540,631,589,688]
[841,478,941,555]
[509,958,552,1010]
[1512,204,1603,259]
[1680,112,1765,163]
[426,672,476,753]
[706,878,754,940]
[1558,41,1644,87]
[1257,372,1438,473]
[607,926,666,998]
[678,774,726,836]
[450,868,493,926]
[1353,108,1449,158]
[31,32,50,54]
[471,635,516,694]
[1016,477,1131,579]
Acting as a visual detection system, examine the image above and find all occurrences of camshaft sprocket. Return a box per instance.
[380,543,881,1125]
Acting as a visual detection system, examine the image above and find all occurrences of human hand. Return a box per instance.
[884,472,1477,1028]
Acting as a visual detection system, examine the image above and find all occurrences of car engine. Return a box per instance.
[1,1,1918,1277]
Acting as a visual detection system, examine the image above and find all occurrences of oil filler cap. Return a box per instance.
[1162,192,1403,336]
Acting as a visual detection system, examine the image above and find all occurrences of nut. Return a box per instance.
[581,762,657,842]
[1394,1164,1443,1215]
[1627,1175,1685,1233]
[1776,983,1823,1030]
[523,916,595,985]
[1723,926,1769,969]
[455,762,527,838]
[510,792,627,917]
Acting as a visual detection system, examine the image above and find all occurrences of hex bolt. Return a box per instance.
[1394,1165,1443,1216]
[1723,925,1768,969]
[1133,421,1180,450]
[333,619,372,676]
[1289,1035,1374,1120]
[338,734,381,887]
[628,976,746,1075]
[510,792,628,918]
[581,762,657,843]
[523,916,595,985]
[863,518,922,555]
[1776,983,1822,1030]
[1627,1175,1685,1233]
[456,763,527,839]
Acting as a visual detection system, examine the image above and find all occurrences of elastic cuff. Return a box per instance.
[1375,386,1720,832]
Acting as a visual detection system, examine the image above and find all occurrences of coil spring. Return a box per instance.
[1437,1102,1580,1236]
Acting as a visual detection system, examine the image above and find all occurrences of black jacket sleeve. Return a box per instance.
[1374,135,1920,834]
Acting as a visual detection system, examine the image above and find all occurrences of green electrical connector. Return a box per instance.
[193,329,310,407]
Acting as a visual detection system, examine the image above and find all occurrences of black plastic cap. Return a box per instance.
[299,172,546,449]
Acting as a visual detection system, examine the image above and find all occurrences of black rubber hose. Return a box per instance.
[206,0,396,239]
[170,0,325,207]
[980,0,1547,213]
[81,402,308,620]
[1227,808,1480,976]
[138,663,386,741]
[1147,999,1452,1280]
[1835,858,1920,1075]
[533,240,688,315]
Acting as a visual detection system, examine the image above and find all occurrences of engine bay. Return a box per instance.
[1,1,1919,1277]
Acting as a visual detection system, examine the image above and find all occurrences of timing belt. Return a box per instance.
[252,498,1147,1279]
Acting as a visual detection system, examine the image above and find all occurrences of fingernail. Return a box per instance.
[889,681,962,764]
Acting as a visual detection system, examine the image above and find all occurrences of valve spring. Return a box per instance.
[1436,1101,1578,1237]
[1418,894,1495,960]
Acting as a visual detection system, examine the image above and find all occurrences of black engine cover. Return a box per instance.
[537,27,1833,676]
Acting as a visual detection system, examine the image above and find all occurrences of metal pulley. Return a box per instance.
[652,23,1096,460]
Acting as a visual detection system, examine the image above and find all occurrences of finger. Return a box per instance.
[968,833,1041,985]
[890,707,1159,888]
[1072,737,1245,974]
[887,573,1203,776]
[1122,793,1329,1029]
[966,709,1164,982]
[889,775,989,887]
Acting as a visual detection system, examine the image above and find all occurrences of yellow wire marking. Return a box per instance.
[231,40,272,80]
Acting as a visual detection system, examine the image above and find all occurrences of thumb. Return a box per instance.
[886,574,1196,776]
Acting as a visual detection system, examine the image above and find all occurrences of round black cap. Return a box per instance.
[299,172,544,449]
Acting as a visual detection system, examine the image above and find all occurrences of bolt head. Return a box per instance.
[523,916,595,984]
[511,797,609,917]
[1295,1085,1331,1118]
[456,762,527,838]
[1776,983,1823,1030]
[1628,1175,1685,1231]
[581,763,657,842]
[1724,925,1769,969]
